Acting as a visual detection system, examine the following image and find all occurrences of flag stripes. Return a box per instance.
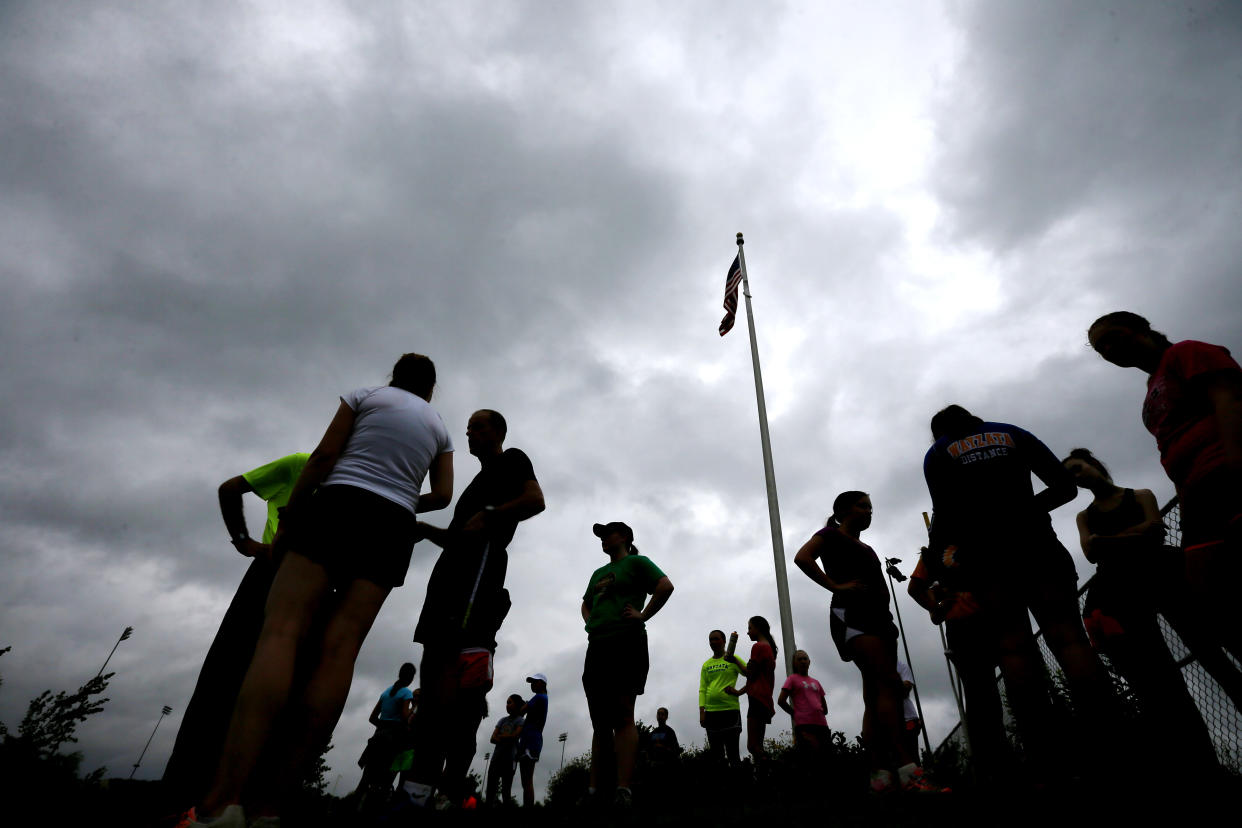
[718,254,743,336]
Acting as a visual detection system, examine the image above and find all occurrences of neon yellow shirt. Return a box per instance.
[699,655,746,712]
[242,453,310,543]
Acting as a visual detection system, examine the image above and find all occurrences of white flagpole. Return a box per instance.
[735,232,796,674]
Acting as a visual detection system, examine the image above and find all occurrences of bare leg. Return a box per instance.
[613,694,638,789]
[746,717,767,760]
[520,758,536,806]
[199,553,333,816]
[849,635,914,771]
[273,577,390,809]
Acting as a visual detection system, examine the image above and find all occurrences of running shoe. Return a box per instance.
[614,787,633,811]
[170,806,196,828]
[900,765,950,794]
[869,769,896,794]
[190,804,246,827]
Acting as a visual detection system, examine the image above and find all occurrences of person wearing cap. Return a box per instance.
[581,521,675,809]
[403,409,546,809]
[517,673,549,806]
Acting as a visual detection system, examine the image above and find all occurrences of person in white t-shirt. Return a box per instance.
[195,353,454,827]
[896,660,920,762]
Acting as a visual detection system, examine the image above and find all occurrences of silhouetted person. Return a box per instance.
[1064,448,1220,772]
[194,353,453,826]
[726,616,777,762]
[357,662,417,806]
[581,521,674,810]
[485,693,525,806]
[795,491,938,793]
[517,673,548,807]
[1088,312,1242,644]
[164,451,308,810]
[908,556,1007,784]
[921,404,1114,782]
[404,409,545,809]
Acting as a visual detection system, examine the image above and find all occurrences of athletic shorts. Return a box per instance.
[295,484,418,588]
[582,631,649,728]
[829,603,898,663]
[793,724,832,749]
[746,699,774,724]
[704,709,742,734]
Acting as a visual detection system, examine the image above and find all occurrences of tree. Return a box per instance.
[16,672,113,759]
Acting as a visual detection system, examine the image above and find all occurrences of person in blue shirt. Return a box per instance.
[922,404,1116,779]
[359,663,417,796]
[517,673,549,807]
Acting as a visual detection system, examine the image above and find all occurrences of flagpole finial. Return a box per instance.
[736,232,744,246]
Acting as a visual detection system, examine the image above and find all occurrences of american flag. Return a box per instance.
[718,254,743,336]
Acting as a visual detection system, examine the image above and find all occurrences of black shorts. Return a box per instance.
[747,700,774,724]
[582,631,649,728]
[295,485,418,589]
[829,603,898,662]
[704,709,742,734]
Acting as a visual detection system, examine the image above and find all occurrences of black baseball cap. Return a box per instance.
[592,521,634,542]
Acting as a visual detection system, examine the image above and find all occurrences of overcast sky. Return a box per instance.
[2,0,1240,800]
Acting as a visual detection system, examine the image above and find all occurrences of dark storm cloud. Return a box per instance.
[4,0,1239,795]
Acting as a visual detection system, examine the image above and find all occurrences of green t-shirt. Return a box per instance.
[241,453,310,543]
[582,553,666,640]
[699,655,747,712]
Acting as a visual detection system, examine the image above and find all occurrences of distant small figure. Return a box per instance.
[699,629,747,766]
[517,674,549,807]
[643,707,680,763]
[485,693,525,807]
[726,616,777,761]
[163,451,309,806]
[778,650,829,753]
[358,663,417,802]
[1088,312,1242,638]
[581,521,675,810]
[895,661,920,763]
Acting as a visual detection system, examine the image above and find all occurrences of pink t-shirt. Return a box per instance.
[782,674,827,727]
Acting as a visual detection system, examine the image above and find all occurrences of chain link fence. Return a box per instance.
[937,498,1242,771]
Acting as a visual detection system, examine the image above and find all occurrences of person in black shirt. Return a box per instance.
[1064,448,1219,771]
[403,409,545,809]
[795,491,938,793]
[645,707,680,761]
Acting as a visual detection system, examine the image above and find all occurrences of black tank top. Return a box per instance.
[1084,489,1145,537]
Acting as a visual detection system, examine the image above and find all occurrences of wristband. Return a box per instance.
[231,530,249,544]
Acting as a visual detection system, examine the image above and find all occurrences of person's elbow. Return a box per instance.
[218,475,249,499]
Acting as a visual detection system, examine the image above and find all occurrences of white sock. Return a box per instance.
[897,762,919,782]
[402,780,434,806]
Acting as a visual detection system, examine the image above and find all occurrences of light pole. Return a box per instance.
[130,705,172,779]
[97,626,134,678]
[883,558,932,759]
[558,732,568,769]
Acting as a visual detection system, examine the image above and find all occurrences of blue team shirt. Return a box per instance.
[517,692,548,756]
[923,421,1073,548]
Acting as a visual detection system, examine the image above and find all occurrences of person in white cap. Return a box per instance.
[517,673,549,806]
